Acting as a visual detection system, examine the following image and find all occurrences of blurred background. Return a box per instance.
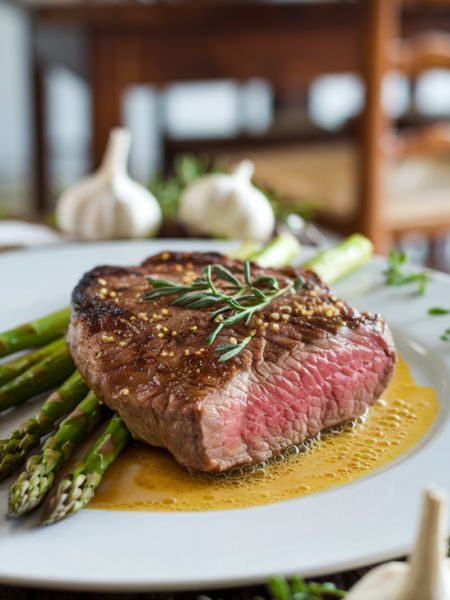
[2,0,450,269]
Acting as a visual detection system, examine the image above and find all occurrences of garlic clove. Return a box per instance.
[178,159,275,242]
[346,562,409,600]
[56,128,162,240]
[398,485,450,600]
[233,158,255,181]
[346,486,450,600]
[114,176,162,238]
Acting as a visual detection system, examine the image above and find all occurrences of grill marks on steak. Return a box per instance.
[69,252,397,473]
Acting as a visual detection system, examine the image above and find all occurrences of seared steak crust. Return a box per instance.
[69,252,397,473]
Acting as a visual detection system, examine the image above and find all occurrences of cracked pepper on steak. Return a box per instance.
[68,251,397,473]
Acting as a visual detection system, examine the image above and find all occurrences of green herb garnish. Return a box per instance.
[216,336,252,362]
[428,308,450,340]
[199,574,346,600]
[268,575,346,599]
[384,249,430,295]
[429,308,450,316]
[145,262,304,360]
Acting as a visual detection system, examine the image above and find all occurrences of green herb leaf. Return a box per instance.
[170,292,206,306]
[268,576,293,600]
[294,276,306,292]
[384,249,430,295]
[216,344,239,353]
[186,296,221,309]
[441,329,450,342]
[211,265,241,287]
[217,337,251,362]
[244,261,252,286]
[429,308,450,316]
[290,576,307,594]
[206,324,224,345]
[146,277,178,289]
[251,287,267,300]
[255,275,279,290]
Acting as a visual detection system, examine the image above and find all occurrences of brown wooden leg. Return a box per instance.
[91,30,141,168]
[92,31,118,168]
[357,0,399,255]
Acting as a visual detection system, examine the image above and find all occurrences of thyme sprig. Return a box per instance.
[384,249,430,295]
[144,262,305,360]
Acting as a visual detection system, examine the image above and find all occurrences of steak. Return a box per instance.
[68,252,397,473]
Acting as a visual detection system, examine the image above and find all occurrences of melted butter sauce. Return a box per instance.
[87,356,439,512]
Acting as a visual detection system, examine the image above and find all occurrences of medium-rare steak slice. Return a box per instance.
[68,252,397,473]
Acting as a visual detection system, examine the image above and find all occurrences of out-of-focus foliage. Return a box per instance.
[149,153,320,224]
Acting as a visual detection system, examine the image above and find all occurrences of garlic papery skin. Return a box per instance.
[178,159,275,242]
[346,486,450,600]
[56,128,162,240]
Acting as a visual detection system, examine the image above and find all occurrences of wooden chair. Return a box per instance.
[360,0,450,257]
[221,0,450,260]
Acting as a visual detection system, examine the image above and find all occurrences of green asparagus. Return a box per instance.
[0,307,70,358]
[0,370,89,481]
[42,413,131,525]
[302,233,373,284]
[8,391,106,518]
[228,233,373,282]
[0,336,66,387]
[226,233,301,267]
[248,232,302,268]
[0,343,75,413]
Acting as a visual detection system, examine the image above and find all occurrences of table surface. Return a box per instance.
[1,564,379,599]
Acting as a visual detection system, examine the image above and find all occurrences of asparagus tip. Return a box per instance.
[42,469,99,526]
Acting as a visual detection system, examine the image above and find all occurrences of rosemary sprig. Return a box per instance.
[216,337,252,362]
[384,249,430,295]
[144,262,305,360]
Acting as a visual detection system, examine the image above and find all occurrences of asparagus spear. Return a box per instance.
[0,370,89,481]
[0,343,75,413]
[0,336,66,388]
[249,232,301,268]
[228,233,373,280]
[42,413,131,525]
[226,232,301,267]
[8,391,106,518]
[302,233,373,284]
[0,307,70,359]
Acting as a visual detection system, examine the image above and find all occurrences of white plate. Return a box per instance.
[0,240,450,592]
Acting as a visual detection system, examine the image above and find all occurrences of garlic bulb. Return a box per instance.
[56,128,162,240]
[178,159,275,242]
[346,486,450,600]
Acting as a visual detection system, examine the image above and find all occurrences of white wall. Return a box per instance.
[0,1,32,215]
